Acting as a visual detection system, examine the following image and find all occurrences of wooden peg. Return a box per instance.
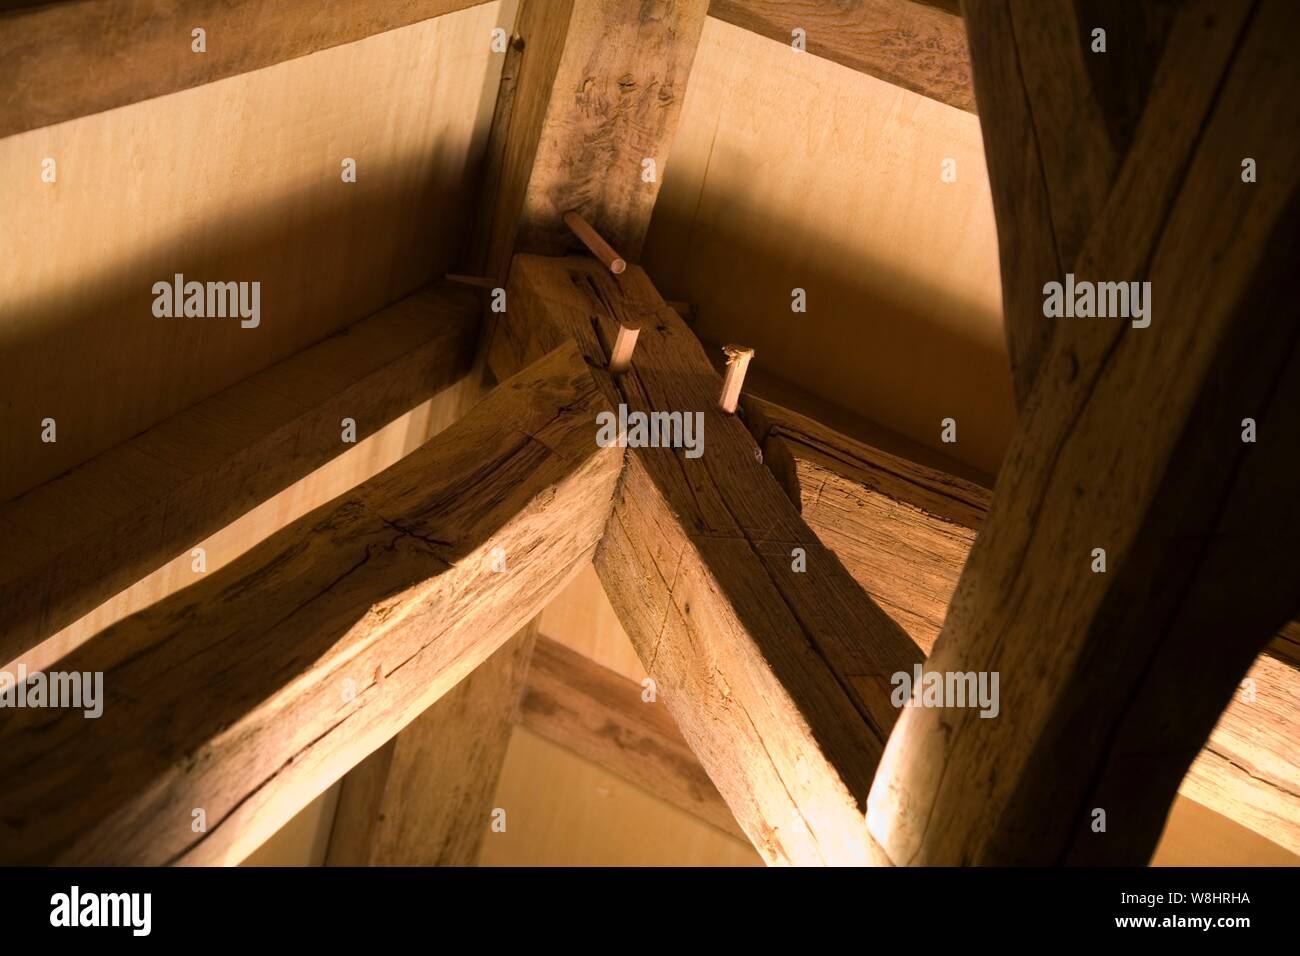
[718,344,755,414]
[563,210,627,274]
[609,324,640,374]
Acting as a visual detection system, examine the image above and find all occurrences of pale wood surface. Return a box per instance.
[1183,654,1300,859]
[868,0,1300,865]
[493,254,923,865]
[644,17,1010,477]
[530,591,1296,866]
[709,0,974,112]
[244,557,1297,866]
[326,622,540,865]
[752,396,1300,857]
[520,635,744,839]
[964,0,1247,405]
[243,786,340,868]
[539,563,647,682]
[0,286,479,668]
[0,342,622,864]
[480,0,708,281]
[1152,798,1300,868]
[514,622,1298,866]
[0,0,493,137]
[18,377,477,675]
[480,728,761,866]
[0,5,505,504]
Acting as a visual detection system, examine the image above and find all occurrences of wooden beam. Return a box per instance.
[491,254,922,866]
[325,620,539,866]
[478,0,708,282]
[1182,654,1300,860]
[709,0,975,113]
[519,635,745,840]
[868,0,1300,865]
[0,0,490,139]
[0,341,622,864]
[964,0,1251,405]
[0,285,479,668]
[747,396,1300,857]
[521,637,1297,864]
[366,0,709,865]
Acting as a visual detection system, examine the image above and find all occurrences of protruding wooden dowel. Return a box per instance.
[563,211,626,274]
[444,273,497,289]
[718,344,755,414]
[609,324,641,374]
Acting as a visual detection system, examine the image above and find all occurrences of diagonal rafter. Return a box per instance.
[868,0,1300,865]
[490,253,923,865]
[325,0,711,865]
[0,342,622,865]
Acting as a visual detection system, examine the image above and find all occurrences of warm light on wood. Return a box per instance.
[563,210,627,274]
[609,324,640,373]
[718,344,754,414]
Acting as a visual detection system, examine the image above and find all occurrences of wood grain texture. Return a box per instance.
[745,396,987,650]
[20,372,478,676]
[0,0,492,137]
[491,254,923,865]
[710,0,975,112]
[1274,621,1300,669]
[868,0,1300,865]
[519,635,744,839]
[480,0,708,282]
[964,0,1251,404]
[466,20,527,277]
[0,285,479,667]
[326,620,539,866]
[517,633,1297,865]
[749,396,1300,857]
[0,341,622,865]
[0,6,503,503]
[1183,653,1300,859]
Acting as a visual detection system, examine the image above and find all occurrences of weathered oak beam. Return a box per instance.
[325,620,539,866]
[0,0,491,139]
[744,396,988,650]
[747,396,1300,857]
[0,341,622,865]
[964,0,1252,404]
[519,634,745,840]
[868,0,1300,865]
[478,0,708,283]
[710,0,974,112]
[491,254,922,865]
[356,0,710,864]
[0,285,479,668]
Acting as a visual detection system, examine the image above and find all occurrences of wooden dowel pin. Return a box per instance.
[563,210,626,274]
[609,324,640,374]
[719,344,755,414]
